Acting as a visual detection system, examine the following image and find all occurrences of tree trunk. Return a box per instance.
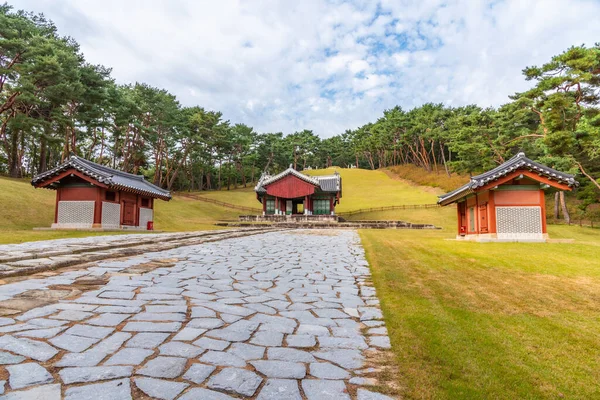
[9,130,21,178]
[430,140,438,174]
[554,192,560,219]
[439,142,450,177]
[218,159,222,190]
[559,191,570,224]
[38,136,48,174]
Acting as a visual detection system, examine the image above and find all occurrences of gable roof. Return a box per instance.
[31,155,172,201]
[438,152,578,206]
[255,166,341,194]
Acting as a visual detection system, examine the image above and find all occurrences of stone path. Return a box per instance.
[0,228,273,279]
[0,230,394,399]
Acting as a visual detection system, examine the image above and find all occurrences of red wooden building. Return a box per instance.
[255,166,342,216]
[438,153,578,241]
[31,155,171,230]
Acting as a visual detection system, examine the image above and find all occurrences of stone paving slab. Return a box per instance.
[0,228,276,278]
[0,230,396,399]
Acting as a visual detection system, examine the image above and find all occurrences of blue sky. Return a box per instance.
[10,0,600,137]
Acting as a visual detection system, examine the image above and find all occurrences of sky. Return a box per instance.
[9,0,600,137]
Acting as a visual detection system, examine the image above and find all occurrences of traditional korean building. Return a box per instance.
[438,152,578,241]
[255,166,342,216]
[31,155,171,230]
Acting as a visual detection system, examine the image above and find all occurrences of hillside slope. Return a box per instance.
[196,167,442,210]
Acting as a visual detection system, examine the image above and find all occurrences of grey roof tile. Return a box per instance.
[438,152,578,205]
[31,156,171,200]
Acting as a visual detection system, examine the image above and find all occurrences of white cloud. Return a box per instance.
[10,0,600,137]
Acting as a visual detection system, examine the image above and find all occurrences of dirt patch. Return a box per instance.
[120,260,179,275]
[352,348,403,397]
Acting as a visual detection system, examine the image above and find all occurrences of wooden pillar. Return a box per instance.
[135,194,140,227]
[488,191,496,234]
[304,196,309,215]
[329,197,334,215]
[475,193,479,234]
[262,196,267,215]
[93,187,102,228]
[457,203,462,235]
[54,191,60,224]
[540,189,547,234]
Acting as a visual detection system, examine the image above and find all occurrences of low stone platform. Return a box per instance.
[219,220,439,230]
[239,214,342,223]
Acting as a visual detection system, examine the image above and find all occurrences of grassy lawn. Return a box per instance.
[360,226,600,399]
[185,186,258,209]
[308,167,438,211]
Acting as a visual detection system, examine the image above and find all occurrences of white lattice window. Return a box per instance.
[496,206,542,240]
[139,207,153,229]
[55,201,95,228]
[101,202,121,229]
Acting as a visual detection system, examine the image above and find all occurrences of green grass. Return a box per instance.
[307,167,438,211]
[359,225,600,399]
[186,186,258,209]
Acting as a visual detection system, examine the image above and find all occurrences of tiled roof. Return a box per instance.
[31,155,172,200]
[255,166,341,194]
[438,152,578,206]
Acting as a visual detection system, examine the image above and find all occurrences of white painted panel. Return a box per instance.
[496,206,543,240]
[56,201,95,228]
[101,202,121,229]
[139,207,153,228]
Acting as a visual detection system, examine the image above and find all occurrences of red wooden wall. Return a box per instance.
[265,175,316,198]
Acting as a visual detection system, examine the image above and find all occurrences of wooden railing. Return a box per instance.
[338,203,440,217]
[177,193,262,213]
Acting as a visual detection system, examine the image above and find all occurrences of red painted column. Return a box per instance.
[304,196,308,215]
[93,187,102,227]
[329,197,333,215]
[262,197,267,214]
[475,193,480,234]
[457,203,461,235]
[540,189,547,234]
[488,191,496,234]
[54,191,60,224]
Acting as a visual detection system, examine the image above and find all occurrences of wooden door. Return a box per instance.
[479,204,488,233]
[122,201,135,225]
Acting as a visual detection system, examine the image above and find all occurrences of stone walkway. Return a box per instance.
[0,228,274,279]
[0,230,394,399]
